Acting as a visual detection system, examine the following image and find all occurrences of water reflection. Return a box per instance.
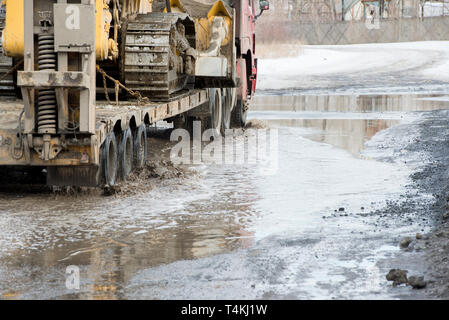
[266,118,398,156]
[252,94,449,113]
[2,93,449,299]
[251,94,449,156]
[0,160,258,299]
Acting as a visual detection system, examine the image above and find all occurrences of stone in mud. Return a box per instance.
[443,212,449,220]
[153,167,169,178]
[416,233,422,240]
[386,269,408,287]
[338,207,345,212]
[400,237,413,249]
[408,276,427,289]
[245,119,268,129]
[103,186,119,196]
[436,231,446,238]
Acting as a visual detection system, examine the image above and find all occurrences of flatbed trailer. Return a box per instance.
[0,89,210,186]
[0,0,269,187]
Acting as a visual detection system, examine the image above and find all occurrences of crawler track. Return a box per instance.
[121,13,195,100]
[0,17,14,96]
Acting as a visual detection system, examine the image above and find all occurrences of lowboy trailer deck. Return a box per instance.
[0,89,209,186]
[0,0,270,187]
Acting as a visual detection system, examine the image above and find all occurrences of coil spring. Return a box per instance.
[37,33,57,134]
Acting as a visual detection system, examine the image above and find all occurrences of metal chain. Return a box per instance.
[100,69,112,105]
[96,65,150,105]
[0,58,24,82]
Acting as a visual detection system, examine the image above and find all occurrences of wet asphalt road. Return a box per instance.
[0,93,448,299]
[3,42,449,299]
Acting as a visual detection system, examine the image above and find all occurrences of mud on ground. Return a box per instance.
[104,159,199,197]
[408,110,449,298]
[364,108,449,298]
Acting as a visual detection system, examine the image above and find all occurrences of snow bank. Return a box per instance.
[257,41,449,91]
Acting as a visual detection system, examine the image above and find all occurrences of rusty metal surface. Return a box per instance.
[17,71,90,89]
[53,3,96,54]
[0,131,97,167]
[96,89,209,133]
[177,0,232,19]
[0,88,208,167]
[0,100,23,130]
[47,165,101,187]
[121,12,195,99]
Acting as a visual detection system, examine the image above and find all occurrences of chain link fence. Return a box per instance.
[256,0,449,45]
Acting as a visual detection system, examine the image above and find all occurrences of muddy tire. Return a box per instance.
[119,128,134,180]
[134,124,147,169]
[221,88,232,135]
[231,99,248,128]
[183,116,196,138]
[103,132,118,186]
[173,114,195,137]
[207,88,222,136]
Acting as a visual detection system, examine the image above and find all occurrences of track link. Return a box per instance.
[0,15,15,96]
[121,13,195,100]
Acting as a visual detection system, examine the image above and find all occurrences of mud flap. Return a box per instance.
[47,166,102,187]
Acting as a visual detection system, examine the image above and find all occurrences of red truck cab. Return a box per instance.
[231,0,269,126]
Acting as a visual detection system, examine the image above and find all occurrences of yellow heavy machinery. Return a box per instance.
[0,0,268,186]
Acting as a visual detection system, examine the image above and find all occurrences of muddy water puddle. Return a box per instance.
[251,94,449,156]
[1,93,449,299]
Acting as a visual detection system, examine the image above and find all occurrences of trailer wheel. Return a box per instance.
[103,132,118,186]
[207,88,222,136]
[120,128,134,180]
[231,99,248,128]
[221,88,232,134]
[182,116,196,137]
[134,124,147,169]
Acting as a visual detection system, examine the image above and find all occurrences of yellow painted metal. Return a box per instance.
[163,0,233,51]
[196,18,210,51]
[122,0,152,14]
[0,0,152,61]
[96,0,111,60]
[207,0,232,46]
[2,0,24,58]
[207,1,232,20]
[98,0,152,60]
[165,0,186,13]
[1,0,114,60]
[140,0,153,13]
[168,0,232,51]
[1,0,231,61]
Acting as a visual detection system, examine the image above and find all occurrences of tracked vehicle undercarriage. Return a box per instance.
[0,0,265,187]
[120,12,197,100]
[2,0,236,100]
